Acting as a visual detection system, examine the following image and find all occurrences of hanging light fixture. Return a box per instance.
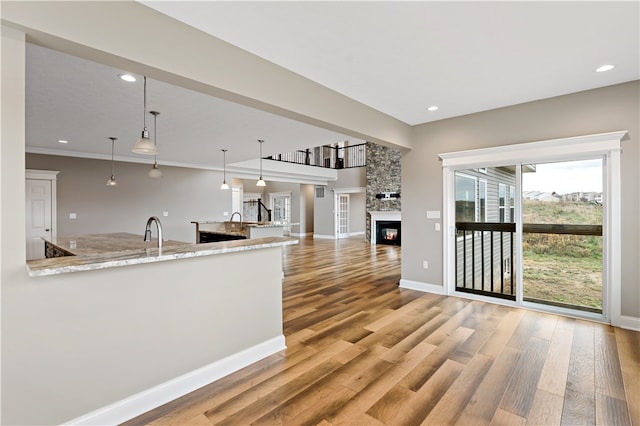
[132,76,158,155]
[106,137,118,186]
[148,110,162,178]
[220,149,230,190]
[256,139,266,187]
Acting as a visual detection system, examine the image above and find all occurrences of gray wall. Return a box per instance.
[402,80,640,318]
[26,154,231,243]
[314,168,366,237]
[349,192,366,235]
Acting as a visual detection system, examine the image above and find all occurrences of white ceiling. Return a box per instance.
[26,1,639,171]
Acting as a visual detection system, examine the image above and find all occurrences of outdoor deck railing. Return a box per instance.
[455,221,602,301]
[456,222,516,300]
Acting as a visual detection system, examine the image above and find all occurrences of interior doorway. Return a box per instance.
[25,170,58,260]
[337,193,350,239]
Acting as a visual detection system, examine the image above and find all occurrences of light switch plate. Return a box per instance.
[69,213,77,219]
[426,210,440,219]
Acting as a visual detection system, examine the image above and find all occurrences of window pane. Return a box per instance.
[455,174,476,222]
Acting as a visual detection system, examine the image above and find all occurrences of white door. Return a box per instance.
[337,193,349,239]
[270,192,291,223]
[26,179,52,260]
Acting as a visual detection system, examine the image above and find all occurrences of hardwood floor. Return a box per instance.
[124,236,639,426]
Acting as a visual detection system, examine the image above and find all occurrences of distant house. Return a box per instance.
[523,190,560,203]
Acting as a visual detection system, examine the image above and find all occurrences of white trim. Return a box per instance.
[399,279,446,295]
[613,315,640,332]
[313,234,335,239]
[63,335,286,426]
[441,130,627,324]
[290,232,311,237]
[333,187,365,194]
[349,231,365,237]
[25,169,59,180]
[439,131,627,168]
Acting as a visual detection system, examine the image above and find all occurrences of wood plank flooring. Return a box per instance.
[124,236,640,426]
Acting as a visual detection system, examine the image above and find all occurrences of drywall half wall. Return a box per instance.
[26,154,231,243]
[402,80,640,321]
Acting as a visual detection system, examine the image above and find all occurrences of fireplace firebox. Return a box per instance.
[376,221,401,246]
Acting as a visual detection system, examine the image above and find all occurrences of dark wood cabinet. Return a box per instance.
[44,241,75,258]
[198,231,246,243]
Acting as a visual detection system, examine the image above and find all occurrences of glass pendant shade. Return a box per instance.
[256,178,266,187]
[220,181,230,190]
[149,162,163,178]
[133,129,158,155]
[107,137,118,187]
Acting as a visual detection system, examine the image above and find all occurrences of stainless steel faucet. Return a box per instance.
[230,211,242,223]
[144,216,164,249]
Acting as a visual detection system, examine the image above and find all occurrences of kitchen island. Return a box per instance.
[28,232,296,277]
[22,231,297,425]
[191,220,291,243]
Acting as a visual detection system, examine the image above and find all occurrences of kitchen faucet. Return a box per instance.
[144,216,164,249]
[230,211,242,223]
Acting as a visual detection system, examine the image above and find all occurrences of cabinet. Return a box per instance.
[198,231,246,243]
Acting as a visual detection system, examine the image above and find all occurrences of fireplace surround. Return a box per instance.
[369,211,401,245]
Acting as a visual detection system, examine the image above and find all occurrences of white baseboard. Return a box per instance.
[613,315,640,331]
[349,231,365,237]
[64,335,286,426]
[290,232,311,237]
[313,234,335,240]
[399,279,446,295]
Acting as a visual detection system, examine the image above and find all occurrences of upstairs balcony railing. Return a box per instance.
[267,143,366,169]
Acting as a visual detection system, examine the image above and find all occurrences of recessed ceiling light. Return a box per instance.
[57,139,68,144]
[595,64,615,73]
[118,73,136,82]
[427,105,439,111]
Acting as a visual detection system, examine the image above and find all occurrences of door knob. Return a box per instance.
[45,228,50,232]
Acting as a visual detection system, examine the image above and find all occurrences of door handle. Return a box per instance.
[45,228,50,232]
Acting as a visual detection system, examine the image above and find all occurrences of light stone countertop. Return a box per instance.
[27,232,298,277]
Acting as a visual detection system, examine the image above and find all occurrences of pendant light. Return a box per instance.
[220,149,230,190]
[256,139,266,187]
[148,110,162,178]
[106,137,118,186]
[132,76,158,155]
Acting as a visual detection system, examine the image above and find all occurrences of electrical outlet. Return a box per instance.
[435,223,441,231]
[223,211,229,216]
[163,211,169,217]
[69,213,77,219]
[423,260,429,269]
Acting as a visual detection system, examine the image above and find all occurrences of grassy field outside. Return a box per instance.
[522,199,603,310]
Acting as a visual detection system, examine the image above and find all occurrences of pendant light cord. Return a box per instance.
[143,76,147,129]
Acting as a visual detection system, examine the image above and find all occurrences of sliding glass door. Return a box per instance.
[521,159,604,313]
